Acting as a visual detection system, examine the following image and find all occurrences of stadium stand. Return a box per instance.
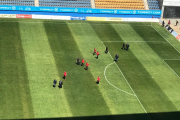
[0,0,34,6]
[0,0,148,10]
[39,0,91,8]
[95,0,145,10]
[147,0,160,10]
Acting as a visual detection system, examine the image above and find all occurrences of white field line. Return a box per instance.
[163,60,180,79]
[151,25,180,54]
[102,41,165,43]
[101,41,150,118]
[104,62,135,96]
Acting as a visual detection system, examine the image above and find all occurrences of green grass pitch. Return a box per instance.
[0,19,180,120]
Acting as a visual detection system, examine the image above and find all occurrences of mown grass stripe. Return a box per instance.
[44,22,113,117]
[68,22,146,115]
[0,22,34,119]
[91,23,178,114]
[19,22,72,118]
[124,24,180,111]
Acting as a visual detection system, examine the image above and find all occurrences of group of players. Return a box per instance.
[53,43,130,88]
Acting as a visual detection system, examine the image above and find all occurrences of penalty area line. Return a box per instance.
[100,41,150,118]
[104,62,135,96]
[163,60,180,79]
[151,25,180,55]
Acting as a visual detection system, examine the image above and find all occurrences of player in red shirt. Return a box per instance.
[96,51,100,59]
[85,62,89,70]
[96,76,100,84]
[63,71,67,80]
[93,48,96,55]
[81,59,84,66]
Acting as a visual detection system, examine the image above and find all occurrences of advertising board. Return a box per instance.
[71,17,86,20]
[0,5,161,15]
[32,15,70,20]
[106,17,123,21]
[176,35,180,40]
[16,14,32,18]
[0,14,16,18]
[86,17,106,21]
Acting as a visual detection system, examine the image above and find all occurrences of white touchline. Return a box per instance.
[163,60,180,79]
[104,62,135,96]
[151,25,180,54]
[100,41,151,120]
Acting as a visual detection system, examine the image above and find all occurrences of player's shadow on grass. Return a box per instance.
[95,81,99,84]
[75,62,80,65]
[105,51,108,54]
[58,85,62,89]
[114,60,118,62]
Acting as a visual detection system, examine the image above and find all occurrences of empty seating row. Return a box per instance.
[95,0,143,3]
[149,6,159,8]
[147,0,160,10]
[39,5,91,7]
[40,3,91,6]
[0,1,34,6]
[39,0,91,8]
[147,1,158,4]
[96,5,144,8]
[39,1,91,4]
[39,0,90,3]
[96,7,144,10]
[96,2,144,5]
[0,1,34,4]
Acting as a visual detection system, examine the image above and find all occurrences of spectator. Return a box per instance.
[168,20,171,25]
[175,20,179,26]
[162,20,165,27]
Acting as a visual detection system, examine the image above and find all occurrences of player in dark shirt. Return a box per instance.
[105,47,108,53]
[59,80,63,88]
[115,54,119,62]
[126,43,129,51]
[53,79,57,87]
[76,58,80,65]
[121,43,125,49]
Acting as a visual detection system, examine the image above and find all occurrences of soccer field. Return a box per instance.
[0,19,180,120]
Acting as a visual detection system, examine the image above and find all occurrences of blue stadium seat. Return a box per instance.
[0,0,34,6]
[39,0,91,8]
[147,0,160,10]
